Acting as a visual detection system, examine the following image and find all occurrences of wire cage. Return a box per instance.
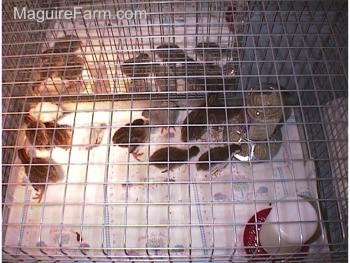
[2,0,348,262]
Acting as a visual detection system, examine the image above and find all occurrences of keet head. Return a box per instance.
[17,148,29,163]
[229,143,241,153]
[189,146,200,157]
[24,114,36,125]
[141,110,150,119]
[112,127,129,144]
[131,118,145,126]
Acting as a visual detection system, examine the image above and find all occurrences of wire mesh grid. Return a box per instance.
[2,0,348,262]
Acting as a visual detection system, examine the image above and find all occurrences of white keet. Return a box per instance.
[29,102,64,122]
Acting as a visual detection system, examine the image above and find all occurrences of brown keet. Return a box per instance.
[17,148,61,203]
[155,43,192,62]
[59,55,85,80]
[176,62,225,92]
[38,35,83,80]
[40,50,84,80]
[194,42,233,61]
[44,121,73,149]
[181,103,241,142]
[141,101,179,134]
[112,118,150,161]
[149,146,200,172]
[24,114,73,149]
[181,105,208,142]
[52,35,82,53]
[24,115,50,148]
[196,144,241,171]
[120,53,151,78]
[152,63,177,92]
[32,78,85,97]
[39,49,65,79]
[126,79,153,93]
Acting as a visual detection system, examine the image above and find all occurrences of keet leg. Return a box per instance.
[161,126,176,136]
[211,167,223,177]
[21,176,30,186]
[32,189,44,203]
[131,150,143,161]
[210,128,221,141]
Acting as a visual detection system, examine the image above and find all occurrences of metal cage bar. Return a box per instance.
[2,0,348,262]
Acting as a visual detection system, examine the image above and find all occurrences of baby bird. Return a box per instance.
[181,104,241,142]
[52,35,82,53]
[178,63,232,99]
[253,126,283,160]
[85,123,106,149]
[29,102,64,123]
[32,77,85,96]
[18,148,61,203]
[60,55,85,80]
[38,50,65,79]
[181,105,208,142]
[24,115,50,148]
[196,144,241,172]
[149,146,200,173]
[176,62,224,92]
[141,101,179,134]
[40,50,84,80]
[126,79,153,93]
[152,64,177,92]
[155,43,193,62]
[120,53,151,78]
[112,118,149,161]
[44,121,73,149]
[194,42,232,61]
[24,114,73,149]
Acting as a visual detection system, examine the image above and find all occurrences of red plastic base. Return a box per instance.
[243,207,309,261]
